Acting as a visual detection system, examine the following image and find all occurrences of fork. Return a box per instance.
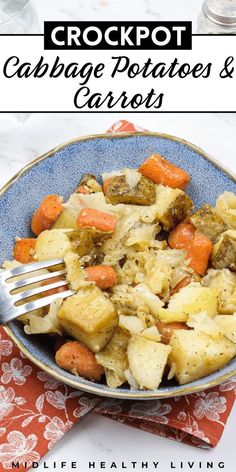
[0,259,74,325]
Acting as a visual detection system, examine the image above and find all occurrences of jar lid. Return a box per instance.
[203,0,236,27]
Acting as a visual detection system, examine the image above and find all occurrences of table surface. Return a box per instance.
[37,0,203,33]
[1,1,235,471]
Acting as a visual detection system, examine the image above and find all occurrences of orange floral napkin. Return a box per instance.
[0,120,235,472]
[0,327,102,471]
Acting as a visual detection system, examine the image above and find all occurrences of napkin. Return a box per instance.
[0,120,235,472]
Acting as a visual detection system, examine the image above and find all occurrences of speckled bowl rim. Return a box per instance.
[2,131,236,400]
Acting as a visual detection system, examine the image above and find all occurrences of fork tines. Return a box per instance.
[0,258,74,324]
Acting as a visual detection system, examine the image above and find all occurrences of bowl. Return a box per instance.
[1,131,236,399]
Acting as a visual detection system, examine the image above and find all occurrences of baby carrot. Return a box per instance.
[156,320,189,345]
[31,194,63,235]
[84,265,117,289]
[55,341,104,381]
[168,223,195,249]
[13,238,36,264]
[77,208,116,232]
[41,276,68,296]
[139,154,190,190]
[186,232,213,276]
[168,223,212,275]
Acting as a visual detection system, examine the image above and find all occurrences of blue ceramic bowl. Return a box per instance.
[1,132,236,399]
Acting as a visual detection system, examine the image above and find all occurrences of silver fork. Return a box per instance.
[0,259,74,325]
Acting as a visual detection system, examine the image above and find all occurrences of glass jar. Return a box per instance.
[197,0,236,34]
[0,0,40,34]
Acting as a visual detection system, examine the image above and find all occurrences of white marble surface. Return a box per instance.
[36,0,203,33]
[1,112,236,188]
[0,1,236,471]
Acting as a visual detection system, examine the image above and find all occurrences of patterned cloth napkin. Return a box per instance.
[0,120,235,472]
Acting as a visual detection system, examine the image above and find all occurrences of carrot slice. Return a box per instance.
[55,341,104,381]
[84,265,117,289]
[31,194,63,235]
[77,208,116,232]
[156,320,189,345]
[41,276,68,296]
[13,238,36,264]
[139,154,190,189]
[170,276,192,296]
[169,223,212,275]
[76,185,89,194]
[168,223,195,249]
[187,232,212,276]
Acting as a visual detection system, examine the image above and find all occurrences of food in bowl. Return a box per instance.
[3,153,236,391]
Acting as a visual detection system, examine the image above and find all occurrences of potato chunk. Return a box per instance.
[190,204,227,242]
[158,308,188,323]
[169,330,236,385]
[35,228,95,261]
[212,230,236,271]
[127,335,171,389]
[155,186,194,230]
[35,229,72,261]
[105,174,156,206]
[57,286,118,352]
[53,208,79,230]
[168,283,219,318]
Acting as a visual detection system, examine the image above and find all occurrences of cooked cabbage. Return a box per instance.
[145,249,187,297]
[133,283,164,317]
[124,368,139,389]
[95,329,129,388]
[186,312,223,340]
[125,223,160,249]
[124,168,142,189]
[24,298,63,335]
[140,326,161,342]
[111,284,150,317]
[216,191,236,229]
[119,314,146,335]
[114,247,188,301]
[215,315,236,343]
[202,268,236,314]
[64,250,88,291]
[64,192,121,223]
[102,207,141,264]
